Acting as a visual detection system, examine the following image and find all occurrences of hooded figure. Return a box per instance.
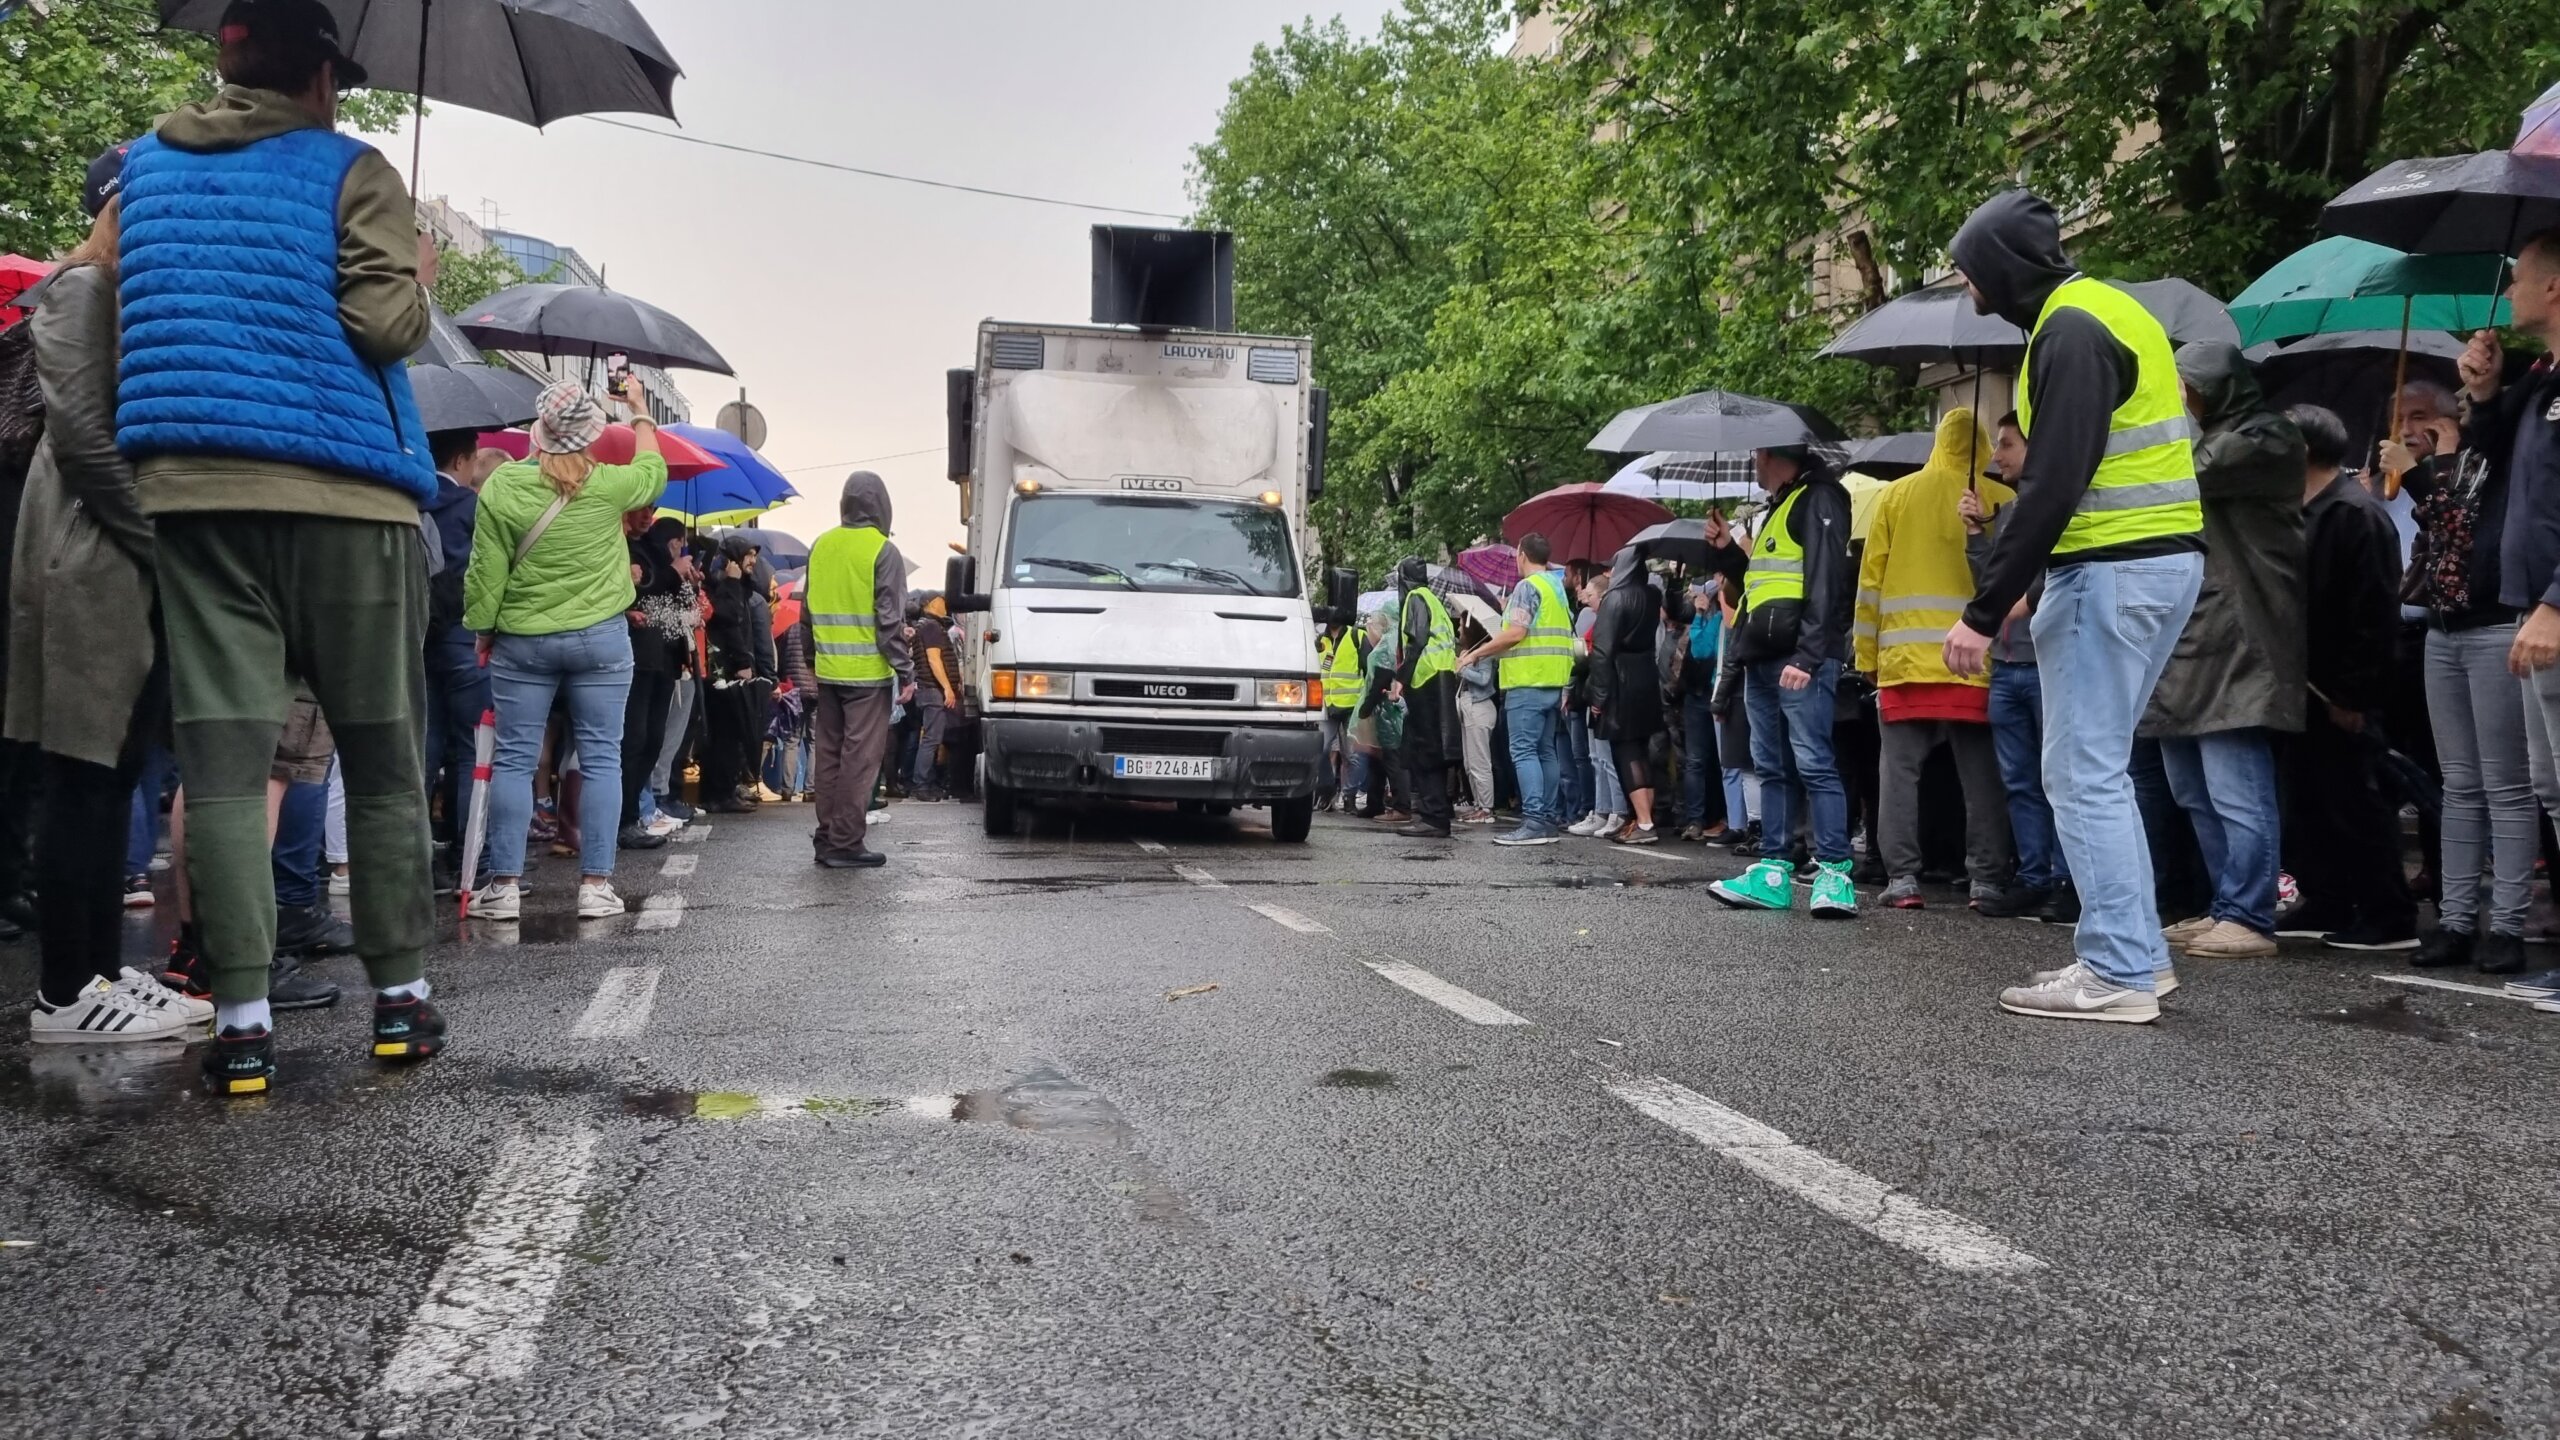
[1590,546,1665,748]
[801,470,914,863]
[2140,342,2306,737]
[1855,409,2012,693]
[1384,554,1456,835]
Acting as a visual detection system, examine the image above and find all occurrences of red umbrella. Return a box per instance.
[475,423,724,479]
[1457,543,1521,593]
[0,254,54,329]
[1501,483,1673,565]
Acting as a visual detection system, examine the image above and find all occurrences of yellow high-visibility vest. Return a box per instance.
[1498,571,1575,690]
[1407,586,1456,688]
[2018,276,2203,556]
[806,526,892,684]
[1743,485,1809,613]
[1324,629,1363,711]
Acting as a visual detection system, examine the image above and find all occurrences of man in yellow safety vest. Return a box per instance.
[799,471,917,869]
[1458,531,1576,845]
[1319,619,1364,810]
[1943,188,2206,1026]
[1386,557,1458,838]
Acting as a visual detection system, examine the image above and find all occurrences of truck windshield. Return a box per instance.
[1004,494,1300,598]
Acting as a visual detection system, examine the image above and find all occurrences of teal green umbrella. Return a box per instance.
[2229,236,2508,345]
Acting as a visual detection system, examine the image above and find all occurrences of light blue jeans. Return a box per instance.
[2034,552,2204,989]
[486,618,634,881]
[2157,728,2281,934]
[1503,687,1564,826]
[1589,736,1628,816]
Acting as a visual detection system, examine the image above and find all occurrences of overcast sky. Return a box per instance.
[385,1,1410,556]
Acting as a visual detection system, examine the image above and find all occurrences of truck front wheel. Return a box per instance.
[1269,796,1313,844]
[983,781,1018,837]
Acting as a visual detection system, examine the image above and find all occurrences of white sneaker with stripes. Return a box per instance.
[30,976,204,1044]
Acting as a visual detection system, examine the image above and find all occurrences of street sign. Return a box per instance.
[716,398,768,450]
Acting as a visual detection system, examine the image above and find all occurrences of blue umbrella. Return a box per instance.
[660,423,797,524]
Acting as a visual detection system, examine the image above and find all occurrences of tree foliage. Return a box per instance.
[432,240,526,317]
[1191,0,2558,573]
[2,6,415,260]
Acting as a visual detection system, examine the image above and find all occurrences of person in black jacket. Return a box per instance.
[2283,405,2417,950]
[617,516,688,845]
[1589,547,1666,844]
[699,532,761,813]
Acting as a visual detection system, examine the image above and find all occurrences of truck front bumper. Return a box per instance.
[982,716,1323,803]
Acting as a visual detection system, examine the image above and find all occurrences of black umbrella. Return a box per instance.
[1588,390,1846,455]
[407,360,538,432]
[455,282,734,374]
[2246,329,2465,465]
[1843,431,1936,478]
[2322,150,2560,256]
[411,303,489,367]
[1819,278,2237,370]
[1627,518,1718,568]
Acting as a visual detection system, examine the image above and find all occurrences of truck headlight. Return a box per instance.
[1258,678,1312,709]
[992,669,1071,700]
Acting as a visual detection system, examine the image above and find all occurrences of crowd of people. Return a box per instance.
[1321,189,2560,1027]
[0,1,945,1094]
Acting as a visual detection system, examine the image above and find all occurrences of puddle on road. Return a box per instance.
[950,1068,1199,1228]
[2308,993,2461,1044]
[620,1089,897,1121]
[1318,1068,1396,1089]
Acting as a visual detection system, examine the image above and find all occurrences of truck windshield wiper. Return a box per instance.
[1021,556,1144,590]
[1149,560,1260,594]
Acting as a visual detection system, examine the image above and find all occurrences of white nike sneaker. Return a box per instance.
[114,966,214,1024]
[1998,970,2162,1024]
[2029,958,2180,998]
[468,881,522,920]
[577,880,626,919]
[31,976,202,1044]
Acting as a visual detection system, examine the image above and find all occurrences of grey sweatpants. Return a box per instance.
[2454,623,2540,934]
[814,683,893,854]
[1878,716,2012,886]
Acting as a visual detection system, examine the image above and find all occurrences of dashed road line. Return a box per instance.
[380,1125,603,1394]
[670,824,711,844]
[1172,864,1225,889]
[660,854,698,877]
[1132,838,1169,855]
[1360,958,1531,1026]
[1607,1076,2045,1276]
[570,967,661,1039]
[636,893,686,931]
[2373,973,2537,1003]
[1246,902,1331,934]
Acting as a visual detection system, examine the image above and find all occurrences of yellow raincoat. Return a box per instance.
[1852,409,2014,688]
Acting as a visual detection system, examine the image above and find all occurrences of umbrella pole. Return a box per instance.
[408,0,432,193]
[2384,297,2412,499]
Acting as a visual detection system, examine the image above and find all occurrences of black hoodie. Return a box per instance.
[793,470,914,690]
[1949,190,2204,635]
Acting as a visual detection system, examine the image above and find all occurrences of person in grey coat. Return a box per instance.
[6,182,204,1043]
[2142,341,2307,959]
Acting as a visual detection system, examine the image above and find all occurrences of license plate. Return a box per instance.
[1111,755,1216,780]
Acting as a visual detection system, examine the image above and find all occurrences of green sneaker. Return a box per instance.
[1809,859,1859,918]
[1710,858,1794,911]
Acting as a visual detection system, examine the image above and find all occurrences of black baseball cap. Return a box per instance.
[218,0,369,90]
[83,143,130,218]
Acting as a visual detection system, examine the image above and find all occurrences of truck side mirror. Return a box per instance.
[1315,566,1357,626]
[946,368,975,482]
[945,553,990,614]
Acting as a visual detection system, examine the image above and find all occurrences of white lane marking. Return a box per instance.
[1133,839,1169,855]
[2373,973,2538,1003]
[635,893,686,931]
[660,854,698,877]
[1246,902,1331,934]
[1360,958,1530,1026]
[380,1126,603,1394]
[670,824,711,844]
[1607,1076,2045,1276]
[570,967,661,1039]
[1624,847,1690,863]
[1172,864,1225,889]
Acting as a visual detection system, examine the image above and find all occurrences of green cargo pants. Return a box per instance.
[156,514,434,1004]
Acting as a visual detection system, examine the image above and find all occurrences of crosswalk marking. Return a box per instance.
[571,967,661,1039]
[380,1126,602,1394]
[1246,902,1331,934]
[636,893,686,931]
[660,854,698,877]
[1172,864,1225,889]
[1360,959,1530,1026]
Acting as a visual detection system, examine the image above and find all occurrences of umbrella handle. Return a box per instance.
[2383,296,2412,501]
[408,0,432,194]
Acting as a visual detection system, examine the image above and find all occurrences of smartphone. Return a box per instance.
[605,353,632,397]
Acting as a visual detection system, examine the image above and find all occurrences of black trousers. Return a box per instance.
[1399,676,1454,831]
[622,665,675,829]
[2287,708,2417,929]
[37,749,140,1006]
[699,678,757,803]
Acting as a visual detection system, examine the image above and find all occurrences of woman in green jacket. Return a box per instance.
[463,380,667,922]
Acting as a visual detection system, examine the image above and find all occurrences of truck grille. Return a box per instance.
[1100,727,1230,758]
[1092,678,1237,702]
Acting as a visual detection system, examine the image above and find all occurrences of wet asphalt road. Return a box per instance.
[1,797,2555,1439]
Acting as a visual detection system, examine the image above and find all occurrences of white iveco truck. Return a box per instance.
[941,228,1354,843]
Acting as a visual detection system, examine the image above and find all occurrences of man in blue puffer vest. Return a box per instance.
[116,0,445,1096]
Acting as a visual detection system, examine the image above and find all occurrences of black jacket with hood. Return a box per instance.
[1706,455,1855,672]
[795,470,914,690]
[1950,190,2205,637]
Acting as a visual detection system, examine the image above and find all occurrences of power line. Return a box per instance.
[778,446,943,476]
[579,118,1190,221]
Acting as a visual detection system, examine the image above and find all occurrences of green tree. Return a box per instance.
[432,240,525,316]
[2,6,416,260]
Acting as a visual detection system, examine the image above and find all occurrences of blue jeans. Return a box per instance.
[1988,665,2065,890]
[1680,688,1721,828]
[1589,736,1628,816]
[1722,767,1755,828]
[1502,687,1564,826]
[2157,728,2281,934]
[273,778,326,910]
[2034,553,2204,989]
[1560,709,1593,822]
[486,618,635,880]
[124,744,176,878]
[1744,659,1849,862]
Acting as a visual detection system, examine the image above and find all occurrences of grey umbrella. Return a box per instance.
[455,282,734,374]
[1820,278,2237,369]
[1588,391,1847,455]
[2322,150,2560,256]
[1844,431,1936,477]
[407,361,536,432]
[1627,518,1718,568]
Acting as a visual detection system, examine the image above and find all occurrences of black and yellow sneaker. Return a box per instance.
[162,927,213,1003]
[372,994,446,1062]
[202,1025,275,1097]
